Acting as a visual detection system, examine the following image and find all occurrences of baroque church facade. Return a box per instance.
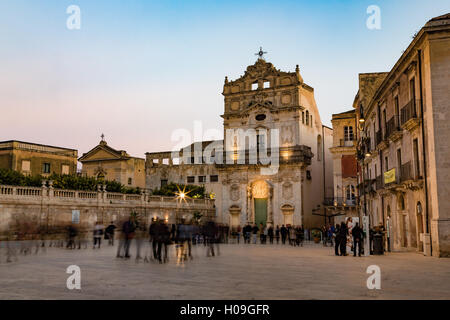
[146,56,333,229]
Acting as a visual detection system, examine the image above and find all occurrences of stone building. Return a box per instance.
[354,13,450,257]
[146,55,333,229]
[0,140,78,176]
[327,110,358,224]
[79,137,145,189]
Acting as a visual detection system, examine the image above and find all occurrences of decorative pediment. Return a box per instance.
[79,141,130,162]
[228,59,294,85]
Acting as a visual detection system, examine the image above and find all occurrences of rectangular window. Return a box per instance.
[187,176,195,183]
[263,81,270,89]
[210,175,219,182]
[397,149,402,168]
[198,176,206,183]
[344,126,354,141]
[413,139,420,178]
[302,112,305,124]
[22,160,31,172]
[61,164,69,175]
[43,163,50,174]
[251,82,258,90]
[128,178,132,185]
[385,157,389,172]
[160,179,168,188]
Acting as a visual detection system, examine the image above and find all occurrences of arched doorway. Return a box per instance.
[252,180,269,227]
[398,194,407,248]
[229,205,241,229]
[281,204,294,226]
[416,202,424,251]
[386,205,392,251]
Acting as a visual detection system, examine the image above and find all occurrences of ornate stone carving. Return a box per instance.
[230,184,240,201]
[282,182,293,200]
[252,180,269,199]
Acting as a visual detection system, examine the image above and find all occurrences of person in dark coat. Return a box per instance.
[275,225,280,244]
[268,226,274,244]
[105,222,116,246]
[352,223,363,257]
[339,222,348,256]
[280,225,288,244]
[121,216,136,258]
[334,223,341,256]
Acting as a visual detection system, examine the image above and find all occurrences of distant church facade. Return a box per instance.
[146,54,333,229]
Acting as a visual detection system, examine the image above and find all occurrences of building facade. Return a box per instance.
[0,140,78,177]
[146,56,334,229]
[354,14,450,257]
[328,110,358,224]
[79,138,146,189]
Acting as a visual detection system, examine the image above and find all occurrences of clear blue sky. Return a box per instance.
[0,0,449,159]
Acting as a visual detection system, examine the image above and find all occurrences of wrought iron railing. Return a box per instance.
[400,99,419,125]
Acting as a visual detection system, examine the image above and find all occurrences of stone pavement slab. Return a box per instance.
[0,242,449,300]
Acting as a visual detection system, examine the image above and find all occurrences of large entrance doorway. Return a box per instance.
[251,180,269,227]
[254,198,268,227]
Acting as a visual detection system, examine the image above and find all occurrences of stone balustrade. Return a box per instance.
[0,184,216,233]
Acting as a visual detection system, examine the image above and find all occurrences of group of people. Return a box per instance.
[237,224,305,246]
[330,222,365,257]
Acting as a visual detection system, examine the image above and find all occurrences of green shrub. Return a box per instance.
[0,169,141,194]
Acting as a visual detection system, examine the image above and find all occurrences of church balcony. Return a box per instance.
[215,145,313,168]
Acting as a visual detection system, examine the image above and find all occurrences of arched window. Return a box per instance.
[306,111,309,125]
[317,135,322,161]
[346,185,356,202]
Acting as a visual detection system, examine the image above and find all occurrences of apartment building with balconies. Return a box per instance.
[354,13,450,257]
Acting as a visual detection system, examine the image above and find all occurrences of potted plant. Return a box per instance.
[311,229,321,243]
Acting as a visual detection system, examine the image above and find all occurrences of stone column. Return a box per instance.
[246,184,252,224]
[267,187,273,226]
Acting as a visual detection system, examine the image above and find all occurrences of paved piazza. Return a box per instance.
[0,242,449,300]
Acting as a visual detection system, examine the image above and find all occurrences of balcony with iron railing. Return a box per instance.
[385,115,402,140]
[400,161,414,182]
[323,197,356,207]
[400,99,420,126]
[375,175,383,190]
[376,130,383,145]
[339,139,356,147]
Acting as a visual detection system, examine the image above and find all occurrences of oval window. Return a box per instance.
[256,114,266,121]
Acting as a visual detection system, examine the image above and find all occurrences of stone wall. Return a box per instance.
[0,185,216,235]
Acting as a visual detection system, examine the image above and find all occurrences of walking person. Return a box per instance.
[251,224,259,244]
[268,225,274,244]
[105,222,116,246]
[334,224,341,256]
[289,226,296,246]
[338,222,348,256]
[352,223,363,257]
[280,225,288,245]
[93,222,104,249]
[121,216,136,259]
[236,225,241,244]
[275,225,280,244]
